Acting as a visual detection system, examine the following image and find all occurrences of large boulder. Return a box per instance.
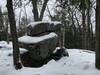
[18,21,62,62]
[18,32,58,61]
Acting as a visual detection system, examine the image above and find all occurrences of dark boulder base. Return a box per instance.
[21,52,42,67]
[52,48,69,60]
[20,48,69,68]
[20,51,52,67]
[0,46,3,48]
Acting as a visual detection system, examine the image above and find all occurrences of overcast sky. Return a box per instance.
[0,0,56,23]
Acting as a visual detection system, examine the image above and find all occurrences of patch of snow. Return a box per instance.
[0,41,7,48]
[0,41,12,49]
[0,41,100,75]
[20,48,28,54]
[18,32,58,44]
[53,47,61,53]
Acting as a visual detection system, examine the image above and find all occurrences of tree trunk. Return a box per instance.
[95,0,100,69]
[39,0,49,21]
[5,16,9,44]
[87,0,91,49]
[6,0,22,70]
[0,7,4,41]
[81,0,87,49]
[31,0,39,21]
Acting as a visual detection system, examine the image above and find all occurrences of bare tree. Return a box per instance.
[80,0,87,49]
[0,7,4,41]
[95,0,100,69]
[31,0,49,21]
[6,0,22,70]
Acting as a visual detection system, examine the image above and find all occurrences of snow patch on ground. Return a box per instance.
[0,41,100,75]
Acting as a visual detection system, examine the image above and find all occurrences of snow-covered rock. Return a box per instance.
[18,21,62,61]
[18,32,58,60]
[27,21,61,36]
[18,32,57,44]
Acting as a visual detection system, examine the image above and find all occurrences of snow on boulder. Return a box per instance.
[18,32,58,44]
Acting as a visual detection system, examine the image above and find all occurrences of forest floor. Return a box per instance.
[0,41,100,75]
